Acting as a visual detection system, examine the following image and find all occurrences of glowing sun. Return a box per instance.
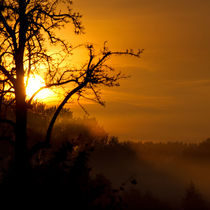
[25,74,56,102]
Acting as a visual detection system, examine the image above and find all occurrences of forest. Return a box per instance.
[0,101,210,209]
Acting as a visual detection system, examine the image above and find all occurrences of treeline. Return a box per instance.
[90,138,210,210]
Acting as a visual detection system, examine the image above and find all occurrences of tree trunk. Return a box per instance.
[14,0,28,176]
[14,55,29,179]
[46,84,85,144]
[15,84,28,171]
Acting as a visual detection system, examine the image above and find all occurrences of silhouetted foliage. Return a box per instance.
[1,109,210,209]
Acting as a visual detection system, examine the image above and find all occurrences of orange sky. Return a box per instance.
[51,0,210,142]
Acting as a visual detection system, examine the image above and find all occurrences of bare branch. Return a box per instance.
[0,10,17,50]
[0,65,16,85]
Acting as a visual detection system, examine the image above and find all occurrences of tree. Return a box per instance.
[0,0,142,174]
[29,44,142,156]
[0,0,82,173]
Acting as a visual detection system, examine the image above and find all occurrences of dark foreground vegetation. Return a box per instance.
[0,102,210,209]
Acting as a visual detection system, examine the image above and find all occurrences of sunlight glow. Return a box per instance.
[25,74,56,102]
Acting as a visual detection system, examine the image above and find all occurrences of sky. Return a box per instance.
[53,0,210,142]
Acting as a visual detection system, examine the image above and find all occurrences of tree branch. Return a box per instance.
[0,65,16,86]
[0,10,17,50]
[29,83,86,157]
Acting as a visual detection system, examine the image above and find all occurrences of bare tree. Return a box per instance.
[0,0,82,171]
[0,0,142,173]
[29,44,142,155]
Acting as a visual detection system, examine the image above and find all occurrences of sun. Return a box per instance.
[25,74,56,102]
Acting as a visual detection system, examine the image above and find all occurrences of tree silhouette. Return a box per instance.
[0,0,82,174]
[0,0,142,175]
[30,44,142,156]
